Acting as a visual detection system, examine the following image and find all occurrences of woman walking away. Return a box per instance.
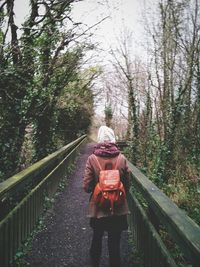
[83,125,130,267]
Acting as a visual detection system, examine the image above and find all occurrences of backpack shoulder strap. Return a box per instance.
[93,155,103,171]
[114,153,121,170]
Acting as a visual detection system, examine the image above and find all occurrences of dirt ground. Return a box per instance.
[25,143,139,267]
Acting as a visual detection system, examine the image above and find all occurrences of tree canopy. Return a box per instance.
[0,0,99,181]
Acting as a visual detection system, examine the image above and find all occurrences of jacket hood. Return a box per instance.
[93,142,120,157]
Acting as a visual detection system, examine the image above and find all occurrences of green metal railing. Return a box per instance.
[0,135,87,267]
[127,162,200,267]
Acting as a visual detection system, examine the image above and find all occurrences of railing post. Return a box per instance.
[147,206,160,232]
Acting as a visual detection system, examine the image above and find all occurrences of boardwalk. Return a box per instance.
[25,143,137,267]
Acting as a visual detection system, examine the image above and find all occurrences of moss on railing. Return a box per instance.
[0,135,87,267]
[0,135,86,198]
[0,135,86,220]
[128,162,200,267]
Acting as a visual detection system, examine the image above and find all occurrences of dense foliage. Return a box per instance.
[138,1,200,225]
[0,0,97,181]
[107,0,200,225]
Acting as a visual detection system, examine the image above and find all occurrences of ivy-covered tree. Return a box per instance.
[104,105,113,127]
[54,67,99,146]
[0,0,97,180]
[0,0,30,180]
[147,0,200,182]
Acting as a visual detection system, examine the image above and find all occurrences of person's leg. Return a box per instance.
[90,228,104,267]
[108,231,122,267]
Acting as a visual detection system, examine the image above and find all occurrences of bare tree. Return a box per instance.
[102,29,149,164]
[146,0,200,181]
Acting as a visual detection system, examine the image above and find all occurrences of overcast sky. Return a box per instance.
[13,0,156,115]
[71,0,145,50]
[14,0,152,58]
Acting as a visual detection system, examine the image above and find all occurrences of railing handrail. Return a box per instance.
[128,162,200,265]
[0,135,87,267]
[0,135,86,199]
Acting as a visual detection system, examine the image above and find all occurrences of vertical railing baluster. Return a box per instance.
[30,195,33,232]
[25,199,28,240]
[0,222,5,266]
[22,200,25,243]
[33,190,37,225]
[18,207,22,251]
[28,196,31,235]
[13,211,17,263]
[9,216,13,267]
[0,136,87,266]
[4,219,9,267]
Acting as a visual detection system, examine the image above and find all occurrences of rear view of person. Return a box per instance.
[83,125,130,267]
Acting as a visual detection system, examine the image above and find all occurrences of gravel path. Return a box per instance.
[26,143,137,267]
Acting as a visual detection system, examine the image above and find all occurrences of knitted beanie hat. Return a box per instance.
[97,125,116,143]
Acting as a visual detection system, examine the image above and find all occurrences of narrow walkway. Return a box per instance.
[26,143,137,267]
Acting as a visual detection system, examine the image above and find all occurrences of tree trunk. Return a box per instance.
[0,116,26,181]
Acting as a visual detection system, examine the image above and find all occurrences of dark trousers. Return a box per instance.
[90,228,122,267]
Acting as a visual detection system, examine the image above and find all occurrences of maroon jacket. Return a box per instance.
[83,143,130,218]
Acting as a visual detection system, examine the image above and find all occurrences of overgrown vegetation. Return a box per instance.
[140,0,200,226]
[0,0,99,181]
[105,0,200,226]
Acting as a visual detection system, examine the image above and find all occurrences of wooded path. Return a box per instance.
[25,143,137,267]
